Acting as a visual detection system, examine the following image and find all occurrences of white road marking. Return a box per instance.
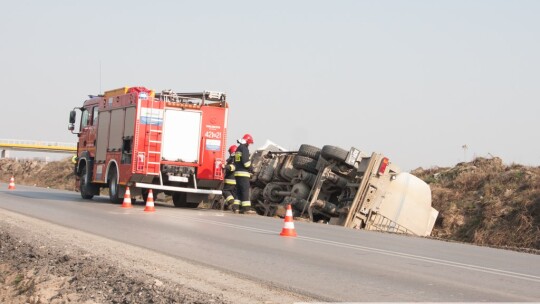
[124,208,540,283]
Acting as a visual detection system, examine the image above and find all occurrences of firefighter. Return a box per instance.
[234,134,256,214]
[223,145,240,213]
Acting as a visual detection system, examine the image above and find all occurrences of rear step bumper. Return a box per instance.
[135,183,222,195]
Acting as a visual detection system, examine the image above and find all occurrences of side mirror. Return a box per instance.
[69,110,76,124]
[68,108,82,134]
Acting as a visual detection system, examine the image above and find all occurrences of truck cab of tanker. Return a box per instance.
[331,152,439,236]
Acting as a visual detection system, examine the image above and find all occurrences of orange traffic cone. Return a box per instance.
[280,204,297,237]
[143,189,155,212]
[8,176,15,190]
[121,187,133,208]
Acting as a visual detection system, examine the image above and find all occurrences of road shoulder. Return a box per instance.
[0,208,314,304]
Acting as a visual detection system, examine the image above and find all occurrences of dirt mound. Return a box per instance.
[0,234,225,304]
[0,158,76,191]
[412,157,540,250]
[2,157,540,251]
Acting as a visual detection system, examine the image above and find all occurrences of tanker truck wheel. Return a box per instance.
[292,155,318,174]
[298,144,321,160]
[321,145,349,163]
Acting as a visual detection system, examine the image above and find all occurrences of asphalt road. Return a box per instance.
[1,184,540,302]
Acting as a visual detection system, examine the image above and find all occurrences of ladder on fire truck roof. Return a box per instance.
[155,90,226,105]
[145,98,163,178]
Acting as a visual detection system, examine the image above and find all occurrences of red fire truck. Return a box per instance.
[68,86,228,207]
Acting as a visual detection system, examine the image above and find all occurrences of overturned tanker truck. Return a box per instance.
[248,143,438,236]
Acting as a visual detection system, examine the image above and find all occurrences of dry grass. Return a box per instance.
[413,157,540,250]
[0,158,76,191]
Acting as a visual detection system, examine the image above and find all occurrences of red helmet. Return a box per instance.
[228,145,237,154]
[242,133,254,145]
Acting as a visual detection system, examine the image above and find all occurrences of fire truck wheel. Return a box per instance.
[80,165,94,200]
[108,170,123,204]
[298,144,321,160]
[321,145,349,164]
[292,155,318,174]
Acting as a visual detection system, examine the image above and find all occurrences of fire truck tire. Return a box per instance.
[298,144,321,160]
[321,145,349,164]
[108,170,123,204]
[80,165,95,200]
[172,192,199,208]
[292,155,318,174]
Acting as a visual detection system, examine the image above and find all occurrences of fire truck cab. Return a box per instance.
[69,86,229,207]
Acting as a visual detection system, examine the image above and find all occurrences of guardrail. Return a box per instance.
[0,139,77,153]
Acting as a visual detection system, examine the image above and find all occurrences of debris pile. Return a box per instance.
[0,158,75,191]
[412,157,540,251]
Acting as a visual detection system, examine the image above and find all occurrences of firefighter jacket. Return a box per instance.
[234,143,251,178]
[224,155,236,185]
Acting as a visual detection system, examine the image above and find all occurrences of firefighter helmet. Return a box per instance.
[228,145,237,154]
[242,134,254,145]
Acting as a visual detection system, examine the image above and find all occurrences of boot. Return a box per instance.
[241,207,257,215]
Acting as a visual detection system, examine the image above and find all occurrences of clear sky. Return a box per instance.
[1,0,538,171]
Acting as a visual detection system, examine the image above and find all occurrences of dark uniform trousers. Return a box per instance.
[234,143,253,211]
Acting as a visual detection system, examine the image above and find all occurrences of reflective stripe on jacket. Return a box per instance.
[224,156,236,183]
[234,143,251,173]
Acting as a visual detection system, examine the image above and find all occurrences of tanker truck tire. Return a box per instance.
[321,145,349,164]
[258,163,274,183]
[298,144,321,160]
[299,170,317,187]
[292,155,318,174]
